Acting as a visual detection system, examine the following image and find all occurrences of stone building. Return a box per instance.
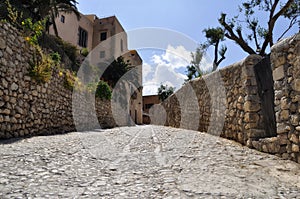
[142,95,161,124]
[49,12,143,124]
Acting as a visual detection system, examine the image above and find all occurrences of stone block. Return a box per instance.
[282,153,290,160]
[277,134,288,145]
[245,123,258,130]
[6,46,13,55]
[292,95,300,103]
[290,103,297,113]
[251,140,261,150]
[277,124,290,134]
[293,79,300,92]
[244,113,259,123]
[15,106,24,115]
[0,37,6,49]
[275,55,286,67]
[244,101,260,112]
[275,90,283,100]
[280,110,289,121]
[280,97,289,110]
[32,90,38,97]
[291,115,299,126]
[292,144,299,153]
[2,78,8,88]
[247,129,265,138]
[2,109,10,115]
[238,96,244,103]
[267,142,280,154]
[290,133,299,144]
[237,103,243,110]
[11,83,18,91]
[273,65,285,81]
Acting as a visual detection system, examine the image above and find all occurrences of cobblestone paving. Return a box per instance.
[0,125,300,198]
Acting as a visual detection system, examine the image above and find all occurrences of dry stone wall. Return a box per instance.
[159,55,265,145]
[158,32,300,163]
[0,22,116,139]
[251,33,300,163]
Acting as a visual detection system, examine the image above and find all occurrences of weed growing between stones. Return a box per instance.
[28,46,53,83]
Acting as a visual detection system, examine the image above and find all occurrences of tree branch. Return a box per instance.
[216,56,226,67]
[260,0,294,55]
[252,27,260,51]
[277,16,297,41]
[220,15,257,55]
[213,40,219,71]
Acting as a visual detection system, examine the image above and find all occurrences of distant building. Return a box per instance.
[142,95,161,124]
[49,12,143,125]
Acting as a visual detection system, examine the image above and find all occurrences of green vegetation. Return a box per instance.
[86,81,112,100]
[0,0,79,36]
[186,0,299,80]
[101,56,131,87]
[39,34,79,72]
[50,52,61,65]
[2,0,22,26]
[80,48,89,57]
[63,70,77,90]
[158,84,175,101]
[95,81,112,100]
[0,0,128,101]
[202,27,227,71]
[28,46,54,83]
[185,45,206,81]
[22,18,46,45]
[218,0,299,56]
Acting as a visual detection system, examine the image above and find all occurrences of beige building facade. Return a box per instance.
[142,95,161,124]
[49,12,143,125]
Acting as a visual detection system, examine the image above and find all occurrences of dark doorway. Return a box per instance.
[254,55,277,137]
[135,110,137,124]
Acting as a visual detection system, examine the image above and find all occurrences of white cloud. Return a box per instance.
[142,63,152,81]
[162,45,192,69]
[199,53,213,73]
[142,45,192,96]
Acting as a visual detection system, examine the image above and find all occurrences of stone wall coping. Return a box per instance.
[271,33,300,52]
[196,54,263,81]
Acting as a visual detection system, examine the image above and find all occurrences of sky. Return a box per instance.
[77,0,299,96]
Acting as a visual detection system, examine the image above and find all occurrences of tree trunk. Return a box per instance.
[51,12,59,37]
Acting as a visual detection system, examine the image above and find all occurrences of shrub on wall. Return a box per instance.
[28,46,53,83]
[50,52,61,66]
[80,48,89,57]
[63,70,78,91]
[51,36,79,71]
[86,81,112,100]
[21,18,45,45]
[38,34,80,72]
[96,81,112,100]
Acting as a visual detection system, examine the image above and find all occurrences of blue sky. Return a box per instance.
[77,0,299,95]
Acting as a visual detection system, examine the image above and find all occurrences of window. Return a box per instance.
[120,39,123,52]
[78,27,88,48]
[60,15,65,23]
[100,51,105,58]
[100,32,107,41]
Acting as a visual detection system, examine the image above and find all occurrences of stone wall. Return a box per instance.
[0,22,116,139]
[251,33,300,163]
[157,55,265,145]
[156,33,300,163]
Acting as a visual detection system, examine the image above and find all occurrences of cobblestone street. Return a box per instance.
[0,125,299,198]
